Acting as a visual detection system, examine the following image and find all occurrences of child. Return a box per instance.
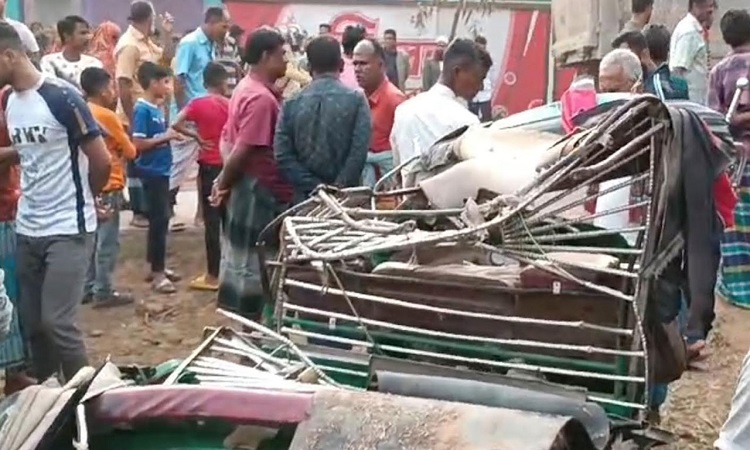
[131,61,183,293]
[172,62,229,292]
[80,67,138,308]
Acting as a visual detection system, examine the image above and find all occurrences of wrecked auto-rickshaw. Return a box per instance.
[0,95,734,450]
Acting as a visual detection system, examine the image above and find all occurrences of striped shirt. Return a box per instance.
[4,75,102,237]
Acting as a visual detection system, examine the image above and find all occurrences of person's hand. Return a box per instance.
[159,12,174,33]
[95,197,113,221]
[165,128,183,141]
[210,182,230,207]
[195,136,208,148]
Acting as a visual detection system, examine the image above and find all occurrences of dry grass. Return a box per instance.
[662,301,750,449]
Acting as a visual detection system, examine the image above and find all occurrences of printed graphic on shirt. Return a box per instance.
[5,76,102,237]
[40,53,104,91]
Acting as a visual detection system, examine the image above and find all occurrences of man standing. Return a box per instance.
[115,1,170,228]
[318,23,331,35]
[40,16,102,92]
[382,29,410,92]
[0,0,39,62]
[622,0,653,32]
[353,38,405,187]
[173,7,228,111]
[669,0,716,104]
[217,24,244,96]
[643,24,689,100]
[275,35,370,200]
[213,28,291,319]
[392,38,490,188]
[0,23,111,381]
[421,36,448,91]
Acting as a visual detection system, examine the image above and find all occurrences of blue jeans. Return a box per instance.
[85,191,123,298]
[362,151,395,188]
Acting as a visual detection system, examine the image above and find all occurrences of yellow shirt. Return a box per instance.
[114,25,164,124]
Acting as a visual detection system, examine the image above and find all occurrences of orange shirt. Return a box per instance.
[367,79,406,153]
[88,102,137,192]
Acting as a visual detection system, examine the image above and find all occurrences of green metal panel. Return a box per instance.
[5,0,23,21]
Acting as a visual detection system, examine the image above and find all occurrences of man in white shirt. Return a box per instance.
[669,0,715,104]
[0,23,111,382]
[40,15,102,92]
[0,0,39,62]
[391,38,492,188]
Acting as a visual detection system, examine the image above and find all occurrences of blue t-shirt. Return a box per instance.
[132,98,172,178]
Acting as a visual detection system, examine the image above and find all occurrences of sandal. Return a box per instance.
[189,274,219,291]
[152,278,177,294]
[170,221,187,232]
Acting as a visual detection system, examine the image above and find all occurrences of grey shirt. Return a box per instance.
[384,50,400,88]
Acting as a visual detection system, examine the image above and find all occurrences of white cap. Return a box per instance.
[435,35,449,45]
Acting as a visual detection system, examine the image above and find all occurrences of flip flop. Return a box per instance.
[189,274,219,291]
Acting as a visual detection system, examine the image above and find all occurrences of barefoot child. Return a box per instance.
[80,67,138,307]
[171,62,229,291]
[131,62,183,293]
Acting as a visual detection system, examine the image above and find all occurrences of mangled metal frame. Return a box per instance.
[259,96,677,430]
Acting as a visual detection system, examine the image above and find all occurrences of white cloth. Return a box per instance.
[3,18,39,54]
[473,65,495,103]
[39,53,103,92]
[716,349,750,449]
[390,83,479,187]
[6,75,98,237]
[593,177,637,246]
[669,13,708,105]
[0,269,12,339]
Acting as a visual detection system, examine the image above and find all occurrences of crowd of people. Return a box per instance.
[0,0,493,398]
[0,0,749,444]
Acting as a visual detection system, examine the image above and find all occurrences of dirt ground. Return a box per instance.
[82,230,750,448]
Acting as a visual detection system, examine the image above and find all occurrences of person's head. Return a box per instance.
[203,61,229,96]
[342,24,366,57]
[612,30,649,59]
[319,23,331,35]
[0,22,30,86]
[474,35,487,50]
[599,48,644,93]
[353,38,385,91]
[719,9,750,49]
[30,22,44,34]
[137,61,172,100]
[643,24,671,64]
[689,0,716,26]
[229,24,244,41]
[57,15,92,51]
[80,67,116,107]
[306,35,343,77]
[128,1,155,32]
[243,27,287,81]
[203,6,229,42]
[632,0,654,22]
[383,29,397,51]
[434,36,449,60]
[92,21,121,47]
[441,38,486,101]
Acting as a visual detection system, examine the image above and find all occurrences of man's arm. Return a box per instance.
[707,68,725,114]
[131,107,178,153]
[669,32,701,77]
[115,45,140,123]
[173,41,192,110]
[274,103,323,195]
[0,146,18,166]
[335,95,371,187]
[170,104,203,144]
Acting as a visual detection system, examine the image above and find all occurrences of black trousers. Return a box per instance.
[199,163,222,278]
[142,176,170,273]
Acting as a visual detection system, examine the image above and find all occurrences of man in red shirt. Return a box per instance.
[212,28,291,318]
[172,62,229,292]
[353,38,406,188]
